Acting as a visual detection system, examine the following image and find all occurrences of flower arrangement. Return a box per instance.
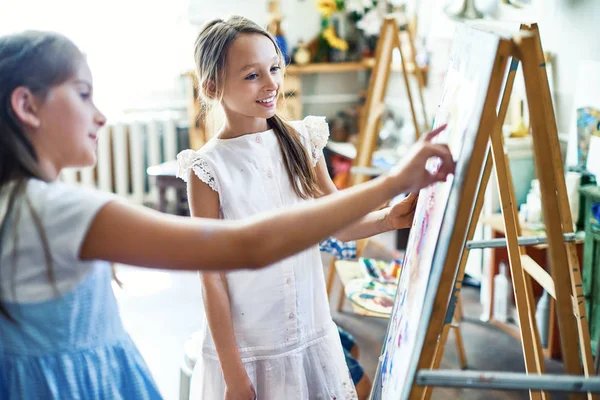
[322,26,349,52]
[316,0,341,18]
[313,0,386,61]
[314,0,349,61]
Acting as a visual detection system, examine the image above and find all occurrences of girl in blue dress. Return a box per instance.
[0,31,454,399]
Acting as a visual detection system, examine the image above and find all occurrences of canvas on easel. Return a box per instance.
[371,23,597,400]
[376,24,511,400]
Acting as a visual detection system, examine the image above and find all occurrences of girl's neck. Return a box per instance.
[218,115,270,140]
[39,162,59,181]
[35,153,60,182]
[29,134,61,181]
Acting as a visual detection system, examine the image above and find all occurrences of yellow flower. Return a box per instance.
[316,0,338,18]
[322,26,348,51]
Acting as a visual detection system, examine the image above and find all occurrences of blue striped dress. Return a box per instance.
[0,180,162,399]
[0,265,162,399]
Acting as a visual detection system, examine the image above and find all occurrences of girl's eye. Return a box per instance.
[80,92,91,100]
[271,66,281,72]
[245,73,258,80]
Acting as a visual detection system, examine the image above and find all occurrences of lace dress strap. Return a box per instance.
[302,116,330,166]
[176,149,218,192]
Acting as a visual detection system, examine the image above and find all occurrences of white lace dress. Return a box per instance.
[177,116,357,400]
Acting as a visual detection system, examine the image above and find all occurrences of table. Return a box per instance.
[146,160,188,215]
[480,213,585,359]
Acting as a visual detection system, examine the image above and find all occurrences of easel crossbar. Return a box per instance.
[416,370,600,393]
[466,233,579,249]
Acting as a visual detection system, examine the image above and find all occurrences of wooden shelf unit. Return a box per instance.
[285,58,417,75]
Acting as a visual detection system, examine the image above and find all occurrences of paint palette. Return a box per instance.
[346,278,397,315]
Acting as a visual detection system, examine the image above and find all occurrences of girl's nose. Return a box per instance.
[95,107,107,127]
[264,74,279,90]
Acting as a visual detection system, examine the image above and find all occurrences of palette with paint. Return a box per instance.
[346,278,397,315]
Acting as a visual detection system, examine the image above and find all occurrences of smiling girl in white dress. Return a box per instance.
[177,15,455,400]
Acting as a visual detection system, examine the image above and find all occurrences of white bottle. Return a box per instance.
[493,262,510,323]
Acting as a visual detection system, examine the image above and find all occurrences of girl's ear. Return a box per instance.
[11,87,41,129]
[202,80,217,99]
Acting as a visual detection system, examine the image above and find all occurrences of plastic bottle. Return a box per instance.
[535,290,551,348]
[493,262,510,322]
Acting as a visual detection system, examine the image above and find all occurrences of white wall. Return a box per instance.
[185,0,600,138]
[0,0,194,120]
[417,0,600,133]
[535,0,600,133]
[187,0,322,51]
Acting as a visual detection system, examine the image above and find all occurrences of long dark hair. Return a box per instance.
[193,15,322,199]
[0,31,83,321]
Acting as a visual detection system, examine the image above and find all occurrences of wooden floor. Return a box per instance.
[329,280,568,399]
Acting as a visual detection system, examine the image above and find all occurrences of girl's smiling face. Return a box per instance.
[220,33,282,129]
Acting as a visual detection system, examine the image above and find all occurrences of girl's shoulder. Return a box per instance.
[289,116,330,166]
[175,139,222,193]
[175,139,220,183]
[289,115,329,142]
[0,179,115,303]
[25,179,115,211]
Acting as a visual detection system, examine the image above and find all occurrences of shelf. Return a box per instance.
[286,61,369,74]
[183,59,418,77]
[286,58,417,75]
[362,57,417,74]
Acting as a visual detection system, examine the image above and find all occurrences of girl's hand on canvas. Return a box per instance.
[385,192,419,230]
[387,124,455,195]
[225,375,256,400]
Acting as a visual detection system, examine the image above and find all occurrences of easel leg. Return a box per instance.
[353,17,427,185]
[453,316,468,370]
[523,266,548,377]
[522,25,596,388]
[405,26,430,131]
[455,295,464,321]
[487,52,547,398]
[518,33,586,400]
[422,148,494,400]
[493,59,547,388]
[491,115,547,400]
[395,31,422,141]
[451,297,468,370]
[352,19,395,186]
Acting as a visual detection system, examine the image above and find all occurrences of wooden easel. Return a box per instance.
[420,23,596,400]
[352,15,429,186]
[370,23,600,400]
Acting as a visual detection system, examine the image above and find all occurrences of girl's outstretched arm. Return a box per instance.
[315,125,447,242]
[315,157,418,242]
[80,131,454,271]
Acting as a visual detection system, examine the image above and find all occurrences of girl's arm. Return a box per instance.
[314,157,416,242]
[189,176,255,397]
[314,125,450,242]
[80,130,454,272]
